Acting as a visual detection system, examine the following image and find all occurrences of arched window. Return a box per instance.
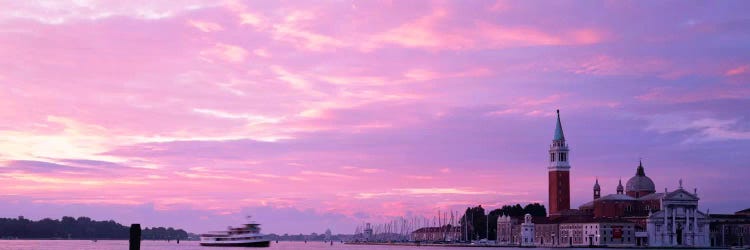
[558,152,567,161]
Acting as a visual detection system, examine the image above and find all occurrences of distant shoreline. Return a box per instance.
[0,216,191,240]
[0,238,196,241]
[344,242,728,249]
[346,242,506,248]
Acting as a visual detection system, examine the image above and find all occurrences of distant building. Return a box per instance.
[520,214,535,246]
[497,215,551,246]
[737,208,750,217]
[557,218,635,247]
[709,208,750,247]
[496,215,516,245]
[534,219,558,246]
[410,225,461,242]
[497,214,636,247]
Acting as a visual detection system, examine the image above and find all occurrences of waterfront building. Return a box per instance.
[555,217,636,247]
[496,215,636,247]
[709,208,750,247]
[534,219,559,246]
[496,215,516,245]
[520,214,535,246]
[496,215,556,246]
[646,180,710,247]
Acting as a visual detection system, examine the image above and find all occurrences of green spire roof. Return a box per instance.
[554,109,565,141]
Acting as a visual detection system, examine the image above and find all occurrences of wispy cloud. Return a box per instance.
[192,108,281,124]
[300,170,356,179]
[643,114,750,143]
[726,65,750,76]
[200,43,249,63]
[188,20,224,32]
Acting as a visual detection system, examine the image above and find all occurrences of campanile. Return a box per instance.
[548,109,570,215]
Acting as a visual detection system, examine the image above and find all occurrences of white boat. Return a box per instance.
[200,218,270,247]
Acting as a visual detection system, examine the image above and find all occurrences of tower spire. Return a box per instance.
[636,159,646,176]
[548,109,571,215]
[617,178,624,194]
[554,109,565,141]
[593,177,601,199]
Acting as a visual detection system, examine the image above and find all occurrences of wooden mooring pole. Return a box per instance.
[130,224,141,250]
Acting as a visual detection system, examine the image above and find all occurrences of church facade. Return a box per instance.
[646,183,710,247]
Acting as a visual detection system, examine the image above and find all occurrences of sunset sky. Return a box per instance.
[1,0,749,234]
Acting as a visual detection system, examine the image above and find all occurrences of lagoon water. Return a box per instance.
[0,240,655,250]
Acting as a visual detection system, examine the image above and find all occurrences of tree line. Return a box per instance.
[459,203,546,241]
[0,216,188,240]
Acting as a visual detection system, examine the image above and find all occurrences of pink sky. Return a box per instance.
[1,0,749,234]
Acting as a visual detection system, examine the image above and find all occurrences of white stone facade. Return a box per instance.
[521,214,535,246]
[496,215,513,245]
[647,184,710,247]
[559,222,635,246]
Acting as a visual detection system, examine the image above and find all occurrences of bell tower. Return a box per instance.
[548,109,570,215]
[593,178,601,200]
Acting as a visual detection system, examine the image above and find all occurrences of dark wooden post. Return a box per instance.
[130,224,141,250]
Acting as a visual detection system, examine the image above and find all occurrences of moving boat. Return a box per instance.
[200,218,270,247]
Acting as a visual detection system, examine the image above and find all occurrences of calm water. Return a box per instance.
[0,240,651,250]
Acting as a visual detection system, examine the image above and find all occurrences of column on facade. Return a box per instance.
[696,208,700,244]
[671,208,677,246]
[693,208,698,230]
[661,206,669,244]
[685,208,695,245]
[693,208,698,244]
[687,208,691,232]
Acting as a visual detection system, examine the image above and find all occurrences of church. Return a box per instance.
[549,109,710,247]
[498,110,710,247]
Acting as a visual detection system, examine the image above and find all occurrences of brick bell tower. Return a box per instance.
[548,109,570,215]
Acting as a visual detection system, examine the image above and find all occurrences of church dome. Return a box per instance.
[626,161,656,193]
